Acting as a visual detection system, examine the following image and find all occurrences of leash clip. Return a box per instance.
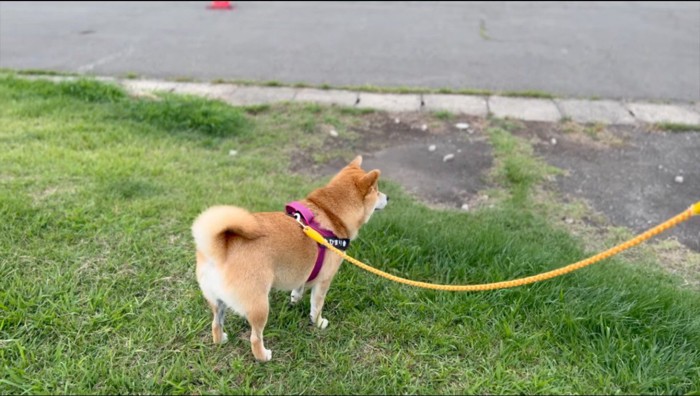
[292,212,307,229]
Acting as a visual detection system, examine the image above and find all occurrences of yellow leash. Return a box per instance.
[301,201,700,291]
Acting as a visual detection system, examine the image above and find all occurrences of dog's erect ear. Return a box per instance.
[348,155,363,168]
[359,169,380,191]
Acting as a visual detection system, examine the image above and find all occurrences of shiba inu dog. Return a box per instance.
[192,156,388,361]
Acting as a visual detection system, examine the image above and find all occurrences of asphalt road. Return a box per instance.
[1,1,699,102]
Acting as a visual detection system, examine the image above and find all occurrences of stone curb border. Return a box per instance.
[14,75,700,126]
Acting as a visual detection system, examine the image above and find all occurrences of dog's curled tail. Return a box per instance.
[192,205,263,263]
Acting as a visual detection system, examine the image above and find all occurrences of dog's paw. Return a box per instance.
[312,316,329,329]
[214,331,229,344]
[256,348,272,362]
[290,288,304,305]
[318,318,329,329]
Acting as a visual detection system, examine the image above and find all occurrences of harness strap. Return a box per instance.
[285,201,350,282]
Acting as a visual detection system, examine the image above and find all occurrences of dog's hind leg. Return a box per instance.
[209,299,228,344]
[245,296,272,362]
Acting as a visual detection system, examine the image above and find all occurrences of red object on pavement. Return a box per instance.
[208,1,233,10]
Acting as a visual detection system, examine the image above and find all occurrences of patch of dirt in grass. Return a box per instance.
[511,120,700,253]
[291,111,494,209]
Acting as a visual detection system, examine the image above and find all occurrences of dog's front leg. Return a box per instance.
[290,285,305,305]
[310,279,332,329]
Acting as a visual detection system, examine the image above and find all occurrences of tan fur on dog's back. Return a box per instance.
[192,205,264,264]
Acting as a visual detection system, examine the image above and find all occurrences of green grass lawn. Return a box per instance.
[1,75,699,395]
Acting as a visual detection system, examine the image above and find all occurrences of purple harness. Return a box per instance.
[285,201,350,282]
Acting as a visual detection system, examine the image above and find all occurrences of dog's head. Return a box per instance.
[308,156,388,238]
[341,155,389,218]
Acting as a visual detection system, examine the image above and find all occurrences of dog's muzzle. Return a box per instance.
[375,193,389,211]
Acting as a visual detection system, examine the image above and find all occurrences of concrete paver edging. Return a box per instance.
[8,74,700,127]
